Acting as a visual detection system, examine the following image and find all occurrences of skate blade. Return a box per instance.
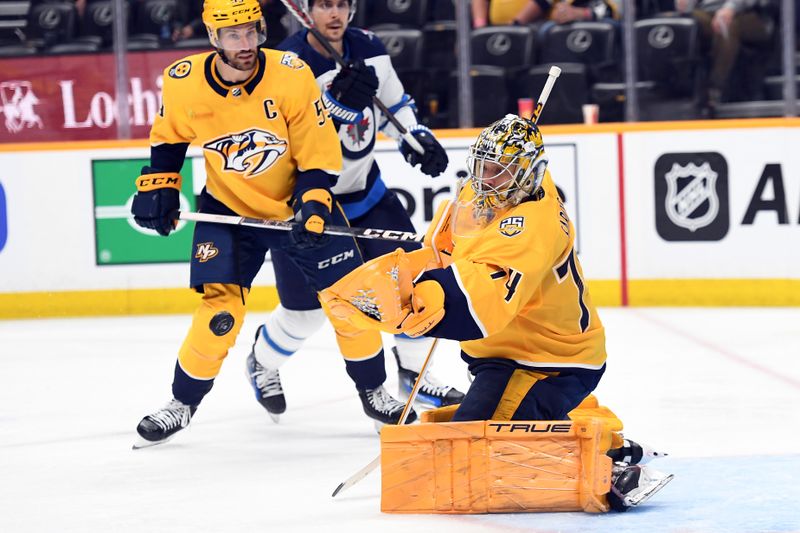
[268,412,280,424]
[373,419,384,434]
[132,435,172,450]
[626,472,675,507]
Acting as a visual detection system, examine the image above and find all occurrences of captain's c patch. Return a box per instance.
[499,216,525,237]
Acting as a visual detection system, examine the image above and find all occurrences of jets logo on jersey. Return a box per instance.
[204,128,288,179]
[499,216,525,237]
[195,242,219,262]
[339,108,376,158]
[169,61,192,79]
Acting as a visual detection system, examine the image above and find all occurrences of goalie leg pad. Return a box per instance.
[178,283,246,380]
[381,417,615,514]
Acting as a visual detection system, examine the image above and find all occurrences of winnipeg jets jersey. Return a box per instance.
[277,28,418,219]
[149,49,342,220]
[422,172,607,371]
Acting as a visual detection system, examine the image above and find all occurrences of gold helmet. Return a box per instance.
[466,114,547,210]
[202,0,267,51]
[453,114,547,237]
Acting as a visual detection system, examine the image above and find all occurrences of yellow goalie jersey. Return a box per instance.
[422,172,607,370]
[151,49,341,219]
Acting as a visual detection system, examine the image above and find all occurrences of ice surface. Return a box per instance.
[1,308,799,532]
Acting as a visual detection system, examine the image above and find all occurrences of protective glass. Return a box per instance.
[208,19,267,51]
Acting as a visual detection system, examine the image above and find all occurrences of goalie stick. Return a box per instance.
[331,339,439,498]
[329,65,563,498]
[279,0,425,155]
[177,211,423,243]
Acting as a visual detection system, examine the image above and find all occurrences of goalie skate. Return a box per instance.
[608,463,674,511]
[133,398,196,449]
[358,385,417,433]
[246,350,285,423]
[608,438,668,465]
[393,347,465,408]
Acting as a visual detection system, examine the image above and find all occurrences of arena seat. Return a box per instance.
[471,25,536,69]
[363,0,428,29]
[24,1,78,48]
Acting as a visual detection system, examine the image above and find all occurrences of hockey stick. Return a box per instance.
[331,338,440,498]
[533,65,561,124]
[329,65,562,499]
[177,211,423,243]
[278,0,425,155]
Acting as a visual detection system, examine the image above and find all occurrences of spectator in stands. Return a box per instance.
[172,1,204,42]
[472,0,543,27]
[677,0,772,109]
[473,0,618,29]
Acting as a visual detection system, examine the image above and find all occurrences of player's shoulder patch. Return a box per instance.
[278,51,306,70]
[498,216,525,238]
[168,60,193,79]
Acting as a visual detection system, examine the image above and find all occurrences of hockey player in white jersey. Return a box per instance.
[245,0,465,426]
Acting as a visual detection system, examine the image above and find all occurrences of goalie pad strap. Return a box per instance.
[136,172,182,192]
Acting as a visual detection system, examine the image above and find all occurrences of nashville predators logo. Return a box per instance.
[499,216,525,237]
[195,242,219,262]
[204,128,288,179]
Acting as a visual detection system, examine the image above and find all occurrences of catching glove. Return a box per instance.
[323,60,379,123]
[399,125,448,177]
[131,172,181,236]
[291,188,333,249]
[319,248,445,337]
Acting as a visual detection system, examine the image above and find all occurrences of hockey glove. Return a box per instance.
[324,60,379,122]
[291,188,333,249]
[319,248,445,337]
[399,125,449,177]
[131,172,181,236]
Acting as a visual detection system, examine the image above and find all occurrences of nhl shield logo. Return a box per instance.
[0,81,43,134]
[664,162,719,232]
[499,216,525,237]
[655,153,729,241]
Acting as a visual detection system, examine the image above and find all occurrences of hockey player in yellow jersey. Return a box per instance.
[130,0,404,448]
[321,115,674,510]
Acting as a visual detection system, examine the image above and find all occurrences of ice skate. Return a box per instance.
[358,384,416,433]
[607,463,674,511]
[246,348,286,423]
[133,398,196,449]
[393,347,465,408]
[608,439,668,465]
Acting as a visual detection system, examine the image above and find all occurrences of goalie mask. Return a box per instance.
[454,114,548,237]
[303,0,358,23]
[203,0,267,52]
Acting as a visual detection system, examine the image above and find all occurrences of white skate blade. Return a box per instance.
[625,468,674,507]
[132,435,172,450]
[373,419,384,434]
[268,412,280,424]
